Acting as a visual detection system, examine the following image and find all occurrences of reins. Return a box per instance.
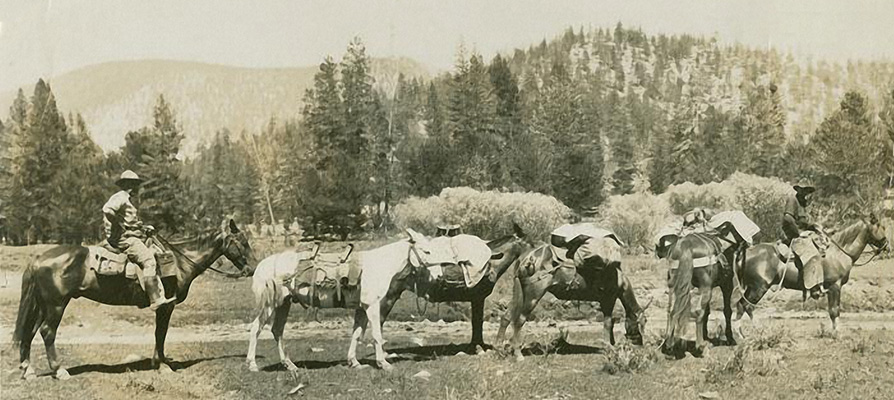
[156,234,245,278]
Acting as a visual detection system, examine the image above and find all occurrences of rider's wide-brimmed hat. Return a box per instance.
[793,185,816,196]
[115,170,144,187]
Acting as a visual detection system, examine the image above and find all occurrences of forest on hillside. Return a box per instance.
[1,25,893,244]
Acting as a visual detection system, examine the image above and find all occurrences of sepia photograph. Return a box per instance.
[1,1,894,398]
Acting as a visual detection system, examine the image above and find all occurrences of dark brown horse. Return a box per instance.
[495,237,651,361]
[663,231,741,358]
[736,216,887,333]
[13,219,253,380]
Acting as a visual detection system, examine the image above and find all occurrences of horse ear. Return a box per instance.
[229,219,239,234]
[512,222,526,238]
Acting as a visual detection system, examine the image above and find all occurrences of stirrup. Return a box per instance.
[150,296,177,311]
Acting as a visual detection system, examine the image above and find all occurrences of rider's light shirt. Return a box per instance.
[102,190,145,245]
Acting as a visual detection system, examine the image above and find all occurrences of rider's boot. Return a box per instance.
[145,276,176,311]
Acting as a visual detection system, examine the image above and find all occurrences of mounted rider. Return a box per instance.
[103,170,176,310]
[781,184,830,297]
[782,185,829,252]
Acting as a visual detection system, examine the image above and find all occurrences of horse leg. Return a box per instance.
[496,277,523,346]
[271,302,297,371]
[365,302,392,370]
[18,311,41,380]
[152,304,175,373]
[247,281,277,372]
[39,298,71,380]
[378,295,399,360]
[347,308,369,368]
[600,294,617,347]
[510,278,550,362]
[246,315,264,372]
[721,281,736,346]
[694,285,712,355]
[470,298,485,349]
[827,282,841,335]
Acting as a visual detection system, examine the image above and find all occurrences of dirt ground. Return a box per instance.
[2,244,894,400]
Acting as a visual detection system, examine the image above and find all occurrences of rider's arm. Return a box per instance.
[102,194,124,224]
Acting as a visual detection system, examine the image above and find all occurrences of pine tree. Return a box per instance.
[13,80,69,243]
[738,82,786,176]
[52,113,108,243]
[879,88,894,189]
[121,95,188,234]
[608,90,636,195]
[446,52,498,189]
[810,91,887,199]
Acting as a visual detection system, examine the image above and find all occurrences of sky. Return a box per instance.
[1,0,894,92]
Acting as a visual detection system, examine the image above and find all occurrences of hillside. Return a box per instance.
[0,58,430,154]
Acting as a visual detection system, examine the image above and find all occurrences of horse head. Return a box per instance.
[220,218,254,274]
[864,213,889,252]
[626,297,652,345]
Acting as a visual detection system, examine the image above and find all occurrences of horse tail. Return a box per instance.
[13,263,44,348]
[668,241,694,344]
[251,272,279,327]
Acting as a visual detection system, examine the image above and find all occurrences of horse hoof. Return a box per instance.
[247,361,259,372]
[157,363,175,374]
[378,361,394,371]
[22,368,37,381]
[282,360,299,372]
[348,359,363,369]
[475,345,485,355]
[55,368,71,381]
[515,354,525,362]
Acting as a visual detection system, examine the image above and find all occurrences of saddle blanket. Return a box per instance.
[655,210,760,250]
[549,223,623,268]
[291,247,361,288]
[406,229,491,288]
[86,245,177,279]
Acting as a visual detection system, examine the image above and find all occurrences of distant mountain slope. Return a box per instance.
[0,58,430,154]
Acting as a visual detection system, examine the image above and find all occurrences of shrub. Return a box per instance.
[602,341,660,374]
[726,173,792,242]
[596,192,674,252]
[392,187,573,240]
[662,181,738,215]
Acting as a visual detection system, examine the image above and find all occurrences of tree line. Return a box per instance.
[1,25,893,244]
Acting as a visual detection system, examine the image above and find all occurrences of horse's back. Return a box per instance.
[34,245,89,271]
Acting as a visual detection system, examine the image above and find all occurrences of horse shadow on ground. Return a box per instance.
[257,341,607,372]
[663,336,735,359]
[58,354,245,377]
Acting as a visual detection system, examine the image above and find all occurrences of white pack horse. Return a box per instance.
[246,226,530,371]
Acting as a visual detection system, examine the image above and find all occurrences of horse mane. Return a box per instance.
[168,228,223,250]
[486,234,516,250]
[832,220,866,245]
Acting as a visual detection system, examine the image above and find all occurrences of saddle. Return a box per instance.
[287,243,361,308]
[549,223,623,269]
[86,240,177,279]
[406,228,491,288]
[775,236,821,270]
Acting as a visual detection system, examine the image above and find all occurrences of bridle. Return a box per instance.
[155,233,249,278]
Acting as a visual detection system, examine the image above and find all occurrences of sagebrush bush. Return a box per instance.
[596,192,674,252]
[392,187,573,240]
[662,181,738,215]
[603,342,660,374]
